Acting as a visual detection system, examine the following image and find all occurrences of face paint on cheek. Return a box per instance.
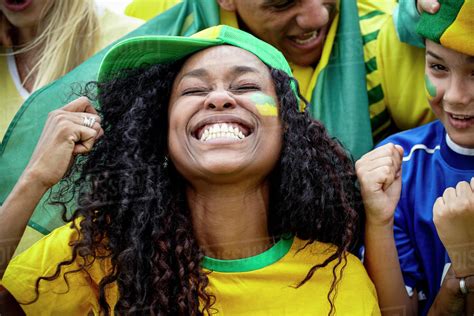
[251,92,278,117]
[424,74,438,101]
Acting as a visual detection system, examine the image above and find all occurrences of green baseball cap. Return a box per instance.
[98,25,298,96]
[416,0,473,56]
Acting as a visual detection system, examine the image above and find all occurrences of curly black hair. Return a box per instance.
[34,58,363,315]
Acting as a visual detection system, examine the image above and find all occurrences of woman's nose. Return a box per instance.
[205,90,236,110]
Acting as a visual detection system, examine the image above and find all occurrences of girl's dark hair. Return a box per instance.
[37,59,363,315]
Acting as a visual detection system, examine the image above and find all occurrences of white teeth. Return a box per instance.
[199,123,247,142]
[452,114,473,120]
[293,30,319,45]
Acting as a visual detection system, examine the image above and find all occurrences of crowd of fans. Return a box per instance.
[0,0,472,315]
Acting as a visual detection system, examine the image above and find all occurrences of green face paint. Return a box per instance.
[251,92,278,117]
[424,74,437,100]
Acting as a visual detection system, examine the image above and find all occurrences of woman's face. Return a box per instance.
[0,0,53,29]
[425,40,474,148]
[168,46,283,185]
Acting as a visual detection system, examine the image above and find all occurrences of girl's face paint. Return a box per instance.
[424,74,437,100]
[424,40,474,148]
[251,92,278,117]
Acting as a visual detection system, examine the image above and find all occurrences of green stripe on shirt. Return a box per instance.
[368,84,384,105]
[365,57,378,75]
[359,10,385,21]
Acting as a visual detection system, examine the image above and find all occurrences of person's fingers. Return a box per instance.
[72,126,99,155]
[418,0,440,14]
[61,96,97,114]
[456,181,472,199]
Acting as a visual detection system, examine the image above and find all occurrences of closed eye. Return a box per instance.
[232,85,261,93]
[182,88,209,96]
[264,0,295,11]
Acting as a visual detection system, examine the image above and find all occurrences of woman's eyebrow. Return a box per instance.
[180,66,260,81]
[231,66,260,76]
[181,68,209,80]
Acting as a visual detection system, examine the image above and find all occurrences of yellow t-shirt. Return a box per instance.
[0,8,143,143]
[1,223,380,315]
[125,0,181,20]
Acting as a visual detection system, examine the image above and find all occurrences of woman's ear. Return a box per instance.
[216,0,237,12]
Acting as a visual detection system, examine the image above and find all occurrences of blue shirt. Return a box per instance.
[379,120,474,315]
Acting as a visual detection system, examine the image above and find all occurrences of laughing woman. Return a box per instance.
[0,26,379,315]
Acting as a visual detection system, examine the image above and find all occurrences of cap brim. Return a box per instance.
[98,36,222,83]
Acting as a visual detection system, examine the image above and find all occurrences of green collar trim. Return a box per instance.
[202,236,294,273]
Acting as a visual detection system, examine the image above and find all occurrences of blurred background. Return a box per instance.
[98,0,133,14]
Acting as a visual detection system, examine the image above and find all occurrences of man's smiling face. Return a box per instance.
[218,0,337,67]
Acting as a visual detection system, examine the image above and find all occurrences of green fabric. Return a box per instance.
[309,0,373,159]
[0,0,372,235]
[416,0,465,43]
[202,236,294,273]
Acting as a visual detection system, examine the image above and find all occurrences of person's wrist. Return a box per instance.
[19,167,52,193]
[366,215,394,229]
[447,246,474,277]
[365,219,394,237]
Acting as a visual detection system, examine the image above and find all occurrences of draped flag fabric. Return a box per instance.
[0,0,371,240]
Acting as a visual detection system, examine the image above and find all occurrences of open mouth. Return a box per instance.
[288,30,321,46]
[450,113,474,120]
[4,0,32,11]
[193,121,252,143]
[447,112,474,129]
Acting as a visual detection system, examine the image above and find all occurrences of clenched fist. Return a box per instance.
[356,143,404,227]
[433,178,474,277]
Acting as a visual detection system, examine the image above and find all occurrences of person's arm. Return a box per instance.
[356,143,418,315]
[430,179,474,315]
[0,97,102,277]
[428,266,474,315]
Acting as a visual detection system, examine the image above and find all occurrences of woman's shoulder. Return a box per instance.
[290,238,380,314]
[1,221,114,314]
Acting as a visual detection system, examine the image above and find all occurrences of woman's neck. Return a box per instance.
[12,26,40,92]
[187,182,273,260]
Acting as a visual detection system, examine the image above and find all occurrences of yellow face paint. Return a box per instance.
[251,92,278,117]
[424,74,437,101]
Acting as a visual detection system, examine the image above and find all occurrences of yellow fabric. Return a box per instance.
[125,0,181,20]
[375,12,436,131]
[2,223,380,315]
[0,53,23,142]
[1,222,118,315]
[440,0,474,56]
[12,226,45,257]
[207,238,380,315]
[0,8,142,145]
